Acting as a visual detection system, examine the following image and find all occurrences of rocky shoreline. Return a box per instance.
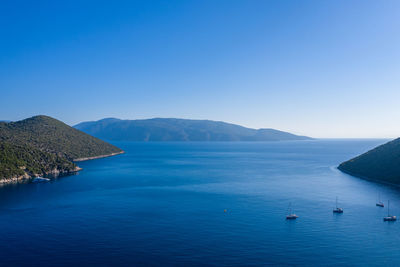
[0,166,82,186]
[73,151,124,162]
[0,173,31,185]
[0,152,124,186]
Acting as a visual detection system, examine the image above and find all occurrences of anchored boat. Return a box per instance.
[376,193,384,207]
[383,200,396,222]
[286,202,298,220]
[333,196,343,213]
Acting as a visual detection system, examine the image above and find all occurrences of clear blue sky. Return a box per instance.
[1,0,399,138]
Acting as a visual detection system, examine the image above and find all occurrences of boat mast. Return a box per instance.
[336,196,338,209]
[287,202,293,215]
[388,200,390,216]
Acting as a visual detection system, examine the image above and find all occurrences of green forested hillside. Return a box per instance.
[338,138,400,185]
[0,115,123,181]
[0,141,75,179]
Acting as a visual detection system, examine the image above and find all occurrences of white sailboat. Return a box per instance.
[333,196,343,213]
[383,200,396,221]
[376,193,384,207]
[286,202,299,220]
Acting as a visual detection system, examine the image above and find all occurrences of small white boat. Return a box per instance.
[286,202,298,220]
[376,193,384,207]
[333,197,343,213]
[333,207,343,213]
[286,214,299,220]
[32,177,51,183]
[383,200,397,222]
[384,216,396,222]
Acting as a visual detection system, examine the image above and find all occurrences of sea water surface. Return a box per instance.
[1,139,400,266]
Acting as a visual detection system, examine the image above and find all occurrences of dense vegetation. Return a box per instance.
[338,138,400,184]
[0,115,123,181]
[75,118,312,142]
[0,141,75,179]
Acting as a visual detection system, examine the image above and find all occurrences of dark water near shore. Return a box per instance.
[2,139,400,266]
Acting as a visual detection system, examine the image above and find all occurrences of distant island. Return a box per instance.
[0,115,123,184]
[74,118,312,142]
[338,138,400,185]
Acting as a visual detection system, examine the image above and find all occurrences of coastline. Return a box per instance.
[337,166,400,188]
[0,173,31,185]
[0,151,124,186]
[73,151,124,162]
[0,166,82,186]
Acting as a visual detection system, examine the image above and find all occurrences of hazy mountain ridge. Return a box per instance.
[0,115,123,182]
[338,138,400,185]
[74,118,312,142]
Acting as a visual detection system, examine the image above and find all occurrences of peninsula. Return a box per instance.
[0,115,123,184]
[338,138,400,185]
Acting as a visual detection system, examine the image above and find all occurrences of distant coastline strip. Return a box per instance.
[73,151,125,162]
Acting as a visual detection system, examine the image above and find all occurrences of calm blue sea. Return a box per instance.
[2,139,400,266]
